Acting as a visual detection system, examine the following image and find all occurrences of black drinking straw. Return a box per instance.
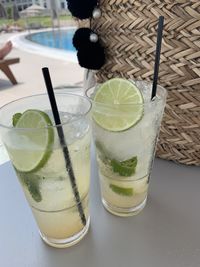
[151,16,164,100]
[42,67,86,226]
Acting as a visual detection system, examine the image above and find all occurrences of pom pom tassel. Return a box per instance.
[67,0,105,70]
[73,28,94,50]
[77,43,105,70]
[73,28,105,70]
[67,0,98,19]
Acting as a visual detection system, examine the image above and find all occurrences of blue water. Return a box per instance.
[26,29,76,52]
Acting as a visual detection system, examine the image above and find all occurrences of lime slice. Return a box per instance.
[109,184,133,196]
[111,156,137,177]
[93,78,144,131]
[9,110,54,172]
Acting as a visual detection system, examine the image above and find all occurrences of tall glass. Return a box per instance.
[87,81,167,217]
[0,93,91,248]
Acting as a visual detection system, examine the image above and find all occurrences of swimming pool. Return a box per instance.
[26,29,76,52]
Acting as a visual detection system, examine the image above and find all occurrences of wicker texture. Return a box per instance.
[90,0,200,166]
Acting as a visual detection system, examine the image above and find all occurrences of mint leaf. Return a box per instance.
[25,178,42,202]
[95,141,138,177]
[111,157,137,177]
[17,171,42,202]
[12,113,22,127]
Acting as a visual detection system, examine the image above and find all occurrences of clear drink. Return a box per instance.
[0,93,91,247]
[88,80,167,216]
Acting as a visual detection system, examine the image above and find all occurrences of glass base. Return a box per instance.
[102,198,147,217]
[39,217,90,248]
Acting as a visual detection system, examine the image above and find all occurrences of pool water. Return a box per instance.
[26,29,76,52]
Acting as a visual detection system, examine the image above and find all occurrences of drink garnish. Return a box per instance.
[109,184,133,196]
[12,113,22,126]
[11,109,54,172]
[93,78,144,131]
[10,109,54,202]
[96,141,138,177]
[111,157,137,177]
[18,171,42,202]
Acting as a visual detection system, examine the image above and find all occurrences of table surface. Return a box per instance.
[1,155,200,267]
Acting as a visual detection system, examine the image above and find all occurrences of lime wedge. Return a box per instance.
[9,110,54,172]
[109,184,133,196]
[93,78,144,131]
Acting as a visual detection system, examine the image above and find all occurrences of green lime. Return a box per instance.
[9,109,54,172]
[93,78,144,131]
[111,156,137,177]
[109,184,133,196]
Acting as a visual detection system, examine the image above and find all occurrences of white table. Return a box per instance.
[1,156,200,267]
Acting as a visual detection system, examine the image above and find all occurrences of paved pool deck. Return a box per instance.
[0,31,84,107]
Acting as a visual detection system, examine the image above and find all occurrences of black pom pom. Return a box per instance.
[77,43,105,70]
[73,28,93,50]
[67,0,98,19]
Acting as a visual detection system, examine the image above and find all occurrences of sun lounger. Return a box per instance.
[0,58,20,85]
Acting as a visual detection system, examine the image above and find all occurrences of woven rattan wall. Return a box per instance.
[90,0,200,166]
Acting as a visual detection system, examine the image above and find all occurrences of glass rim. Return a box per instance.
[85,80,167,107]
[0,92,92,130]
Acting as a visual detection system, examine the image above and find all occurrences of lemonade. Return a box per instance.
[89,79,167,216]
[0,93,91,248]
